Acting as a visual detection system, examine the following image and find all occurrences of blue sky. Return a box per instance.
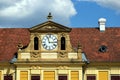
[0,0,120,28]
[71,0,120,27]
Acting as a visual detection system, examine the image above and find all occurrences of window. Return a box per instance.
[31,75,40,80]
[4,75,12,80]
[71,71,79,80]
[20,71,28,80]
[34,37,39,50]
[44,71,55,80]
[87,75,96,80]
[61,37,65,50]
[59,75,67,80]
[111,75,120,80]
[99,71,108,80]
[99,45,107,53]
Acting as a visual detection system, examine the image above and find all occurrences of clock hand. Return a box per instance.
[49,41,57,43]
[46,36,50,43]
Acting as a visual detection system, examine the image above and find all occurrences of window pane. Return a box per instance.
[44,71,55,80]
[4,75,12,80]
[20,71,28,80]
[99,71,108,80]
[59,76,67,80]
[31,76,40,80]
[71,71,79,80]
[111,75,120,80]
[34,37,39,50]
[61,37,65,50]
[87,75,96,80]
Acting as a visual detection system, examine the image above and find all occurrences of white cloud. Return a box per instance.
[0,0,37,18]
[95,0,120,14]
[0,0,77,28]
[77,0,120,14]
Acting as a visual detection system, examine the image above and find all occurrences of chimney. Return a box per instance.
[98,18,106,32]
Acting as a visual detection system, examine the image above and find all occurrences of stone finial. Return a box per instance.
[77,42,82,60]
[47,12,53,21]
[17,42,23,50]
[77,41,82,49]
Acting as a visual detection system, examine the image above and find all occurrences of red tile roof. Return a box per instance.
[0,29,30,62]
[0,28,120,62]
[70,28,120,62]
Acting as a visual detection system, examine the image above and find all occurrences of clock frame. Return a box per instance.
[42,34,58,50]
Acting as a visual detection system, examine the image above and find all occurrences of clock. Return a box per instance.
[42,34,58,50]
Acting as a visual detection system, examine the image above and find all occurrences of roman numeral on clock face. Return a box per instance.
[42,34,58,50]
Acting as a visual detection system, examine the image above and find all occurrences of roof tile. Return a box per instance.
[0,28,30,61]
[0,28,120,62]
[69,28,120,62]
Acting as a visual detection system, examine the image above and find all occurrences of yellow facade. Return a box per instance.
[0,71,1,80]
[0,66,120,80]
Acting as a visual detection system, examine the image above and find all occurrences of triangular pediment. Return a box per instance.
[29,21,71,33]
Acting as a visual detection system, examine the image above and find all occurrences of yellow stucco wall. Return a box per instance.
[85,67,97,74]
[110,67,120,74]
[85,66,120,80]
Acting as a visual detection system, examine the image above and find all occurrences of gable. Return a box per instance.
[29,21,72,33]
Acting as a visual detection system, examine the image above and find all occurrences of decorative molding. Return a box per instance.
[57,66,68,69]
[42,26,57,30]
[58,52,68,59]
[31,65,41,69]
[31,52,40,59]
[17,42,23,49]
[61,32,66,37]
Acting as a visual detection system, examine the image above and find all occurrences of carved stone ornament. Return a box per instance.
[17,42,23,49]
[58,52,67,59]
[31,52,40,59]
[41,25,58,30]
[61,33,66,37]
[31,66,41,69]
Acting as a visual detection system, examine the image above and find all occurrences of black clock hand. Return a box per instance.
[46,36,50,43]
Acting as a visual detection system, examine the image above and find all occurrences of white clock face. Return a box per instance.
[42,34,57,50]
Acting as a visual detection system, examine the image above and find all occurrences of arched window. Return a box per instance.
[61,37,66,50]
[34,37,39,50]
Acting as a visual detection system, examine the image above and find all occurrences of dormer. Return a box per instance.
[17,13,82,62]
